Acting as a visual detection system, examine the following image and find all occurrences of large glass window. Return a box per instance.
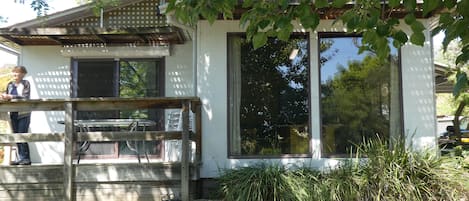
[72,59,164,159]
[319,34,402,157]
[228,33,310,157]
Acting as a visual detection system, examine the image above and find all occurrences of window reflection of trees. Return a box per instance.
[320,36,401,156]
[118,60,162,156]
[230,34,310,156]
[119,60,160,120]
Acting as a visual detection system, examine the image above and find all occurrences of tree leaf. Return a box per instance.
[404,13,416,25]
[386,18,400,26]
[438,12,453,26]
[389,0,401,8]
[411,21,425,33]
[279,0,289,9]
[376,24,390,36]
[298,2,311,16]
[410,32,425,46]
[332,0,348,8]
[253,32,268,49]
[374,38,390,59]
[366,15,379,29]
[340,10,354,22]
[458,0,469,17]
[276,16,291,29]
[278,24,293,41]
[300,13,320,30]
[403,0,417,11]
[315,0,329,8]
[358,45,369,54]
[392,39,402,49]
[346,15,361,30]
[362,30,377,45]
[423,0,441,16]
[242,0,254,8]
[392,30,408,44]
[258,20,271,29]
[454,71,468,97]
[456,49,469,66]
[443,0,457,9]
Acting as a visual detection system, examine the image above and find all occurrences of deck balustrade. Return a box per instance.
[0,97,202,201]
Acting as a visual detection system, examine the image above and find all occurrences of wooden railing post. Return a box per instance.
[181,100,190,201]
[191,100,202,164]
[64,101,76,201]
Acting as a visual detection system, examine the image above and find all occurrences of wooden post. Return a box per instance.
[181,100,190,201]
[191,101,202,164]
[64,101,76,201]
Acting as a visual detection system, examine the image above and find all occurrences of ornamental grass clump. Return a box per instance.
[354,138,465,201]
[218,138,468,201]
[218,163,316,201]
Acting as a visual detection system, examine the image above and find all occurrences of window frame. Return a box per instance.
[71,58,166,160]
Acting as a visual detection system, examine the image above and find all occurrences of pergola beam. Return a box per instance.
[0,27,181,36]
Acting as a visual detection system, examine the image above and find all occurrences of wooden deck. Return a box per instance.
[0,97,202,201]
[0,163,199,201]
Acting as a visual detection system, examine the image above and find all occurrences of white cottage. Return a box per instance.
[0,0,438,200]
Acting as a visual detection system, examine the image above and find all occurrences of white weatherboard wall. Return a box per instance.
[20,46,70,164]
[196,20,437,178]
[401,20,438,150]
[165,43,195,162]
[166,43,194,97]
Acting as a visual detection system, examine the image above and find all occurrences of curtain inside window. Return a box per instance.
[389,57,402,142]
[229,36,242,155]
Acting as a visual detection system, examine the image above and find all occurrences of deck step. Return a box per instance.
[0,163,199,201]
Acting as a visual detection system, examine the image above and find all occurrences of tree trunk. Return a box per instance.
[453,101,466,145]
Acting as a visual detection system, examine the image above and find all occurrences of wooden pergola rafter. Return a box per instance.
[0,26,185,46]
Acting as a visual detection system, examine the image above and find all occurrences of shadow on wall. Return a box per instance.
[34,66,69,98]
[26,66,70,163]
[404,44,436,150]
[167,64,193,97]
[32,66,70,132]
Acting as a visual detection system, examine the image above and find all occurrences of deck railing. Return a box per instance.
[0,97,202,201]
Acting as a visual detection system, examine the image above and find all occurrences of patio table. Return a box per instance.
[58,119,156,164]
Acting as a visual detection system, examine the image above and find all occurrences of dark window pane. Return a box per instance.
[228,34,310,156]
[76,60,118,119]
[77,60,116,98]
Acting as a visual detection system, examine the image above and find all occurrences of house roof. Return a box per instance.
[0,0,186,50]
